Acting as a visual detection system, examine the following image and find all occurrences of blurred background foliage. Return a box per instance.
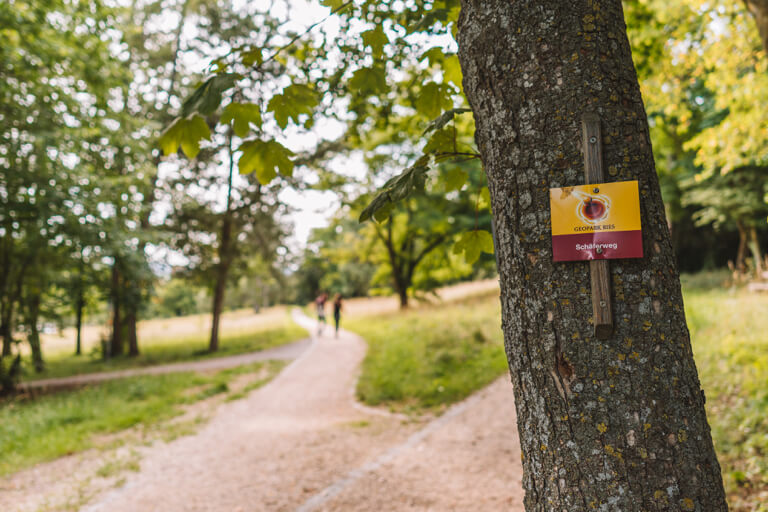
[0,0,766,384]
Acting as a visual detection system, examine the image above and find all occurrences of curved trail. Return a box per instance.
[19,338,311,391]
[6,307,524,511]
[81,314,414,512]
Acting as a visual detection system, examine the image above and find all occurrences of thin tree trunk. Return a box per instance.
[1,301,12,357]
[209,255,230,353]
[0,239,11,357]
[75,290,84,356]
[27,294,44,373]
[127,309,139,357]
[458,1,727,510]
[736,221,748,274]
[748,225,764,278]
[109,264,122,358]
[397,284,409,309]
[209,134,236,353]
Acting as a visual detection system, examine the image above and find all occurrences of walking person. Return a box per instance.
[332,293,343,338]
[315,292,328,335]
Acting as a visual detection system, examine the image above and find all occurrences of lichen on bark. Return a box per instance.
[457,1,728,510]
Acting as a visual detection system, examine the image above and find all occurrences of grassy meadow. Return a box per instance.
[346,290,508,414]
[26,307,306,380]
[681,274,768,510]
[0,360,286,477]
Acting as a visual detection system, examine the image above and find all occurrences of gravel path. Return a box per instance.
[5,309,525,511]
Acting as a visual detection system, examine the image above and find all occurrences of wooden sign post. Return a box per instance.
[581,113,613,339]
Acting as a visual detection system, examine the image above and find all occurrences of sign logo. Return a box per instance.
[549,181,643,262]
[574,190,611,225]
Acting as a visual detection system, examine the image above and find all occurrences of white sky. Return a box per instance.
[270,1,347,247]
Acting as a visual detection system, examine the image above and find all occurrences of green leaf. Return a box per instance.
[420,47,445,67]
[267,83,319,129]
[241,47,263,67]
[359,162,430,222]
[181,73,239,117]
[417,82,454,119]
[320,0,345,9]
[478,187,491,209]
[372,202,394,222]
[443,168,468,192]
[452,230,494,264]
[238,139,294,184]
[361,26,389,59]
[221,103,262,138]
[424,127,454,154]
[443,54,463,88]
[348,66,387,96]
[158,114,211,159]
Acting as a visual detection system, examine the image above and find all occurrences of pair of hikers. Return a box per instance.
[315,292,342,337]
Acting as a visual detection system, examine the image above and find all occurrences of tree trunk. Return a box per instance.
[1,300,12,357]
[209,232,232,353]
[109,265,123,358]
[736,221,748,274]
[75,290,84,356]
[27,294,44,373]
[458,1,727,510]
[209,260,228,353]
[748,225,764,278]
[126,308,139,357]
[209,134,237,353]
[745,0,768,54]
[397,284,409,309]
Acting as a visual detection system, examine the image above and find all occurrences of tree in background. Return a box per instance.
[296,216,378,303]
[626,0,768,277]
[682,167,768,276]
[164,151,289,352]
[0,0,125,373]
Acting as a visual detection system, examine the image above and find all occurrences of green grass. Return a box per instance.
[28,322,306,381]
[683,282,768,511]
[0,360,285,477]
[346,291,508,413]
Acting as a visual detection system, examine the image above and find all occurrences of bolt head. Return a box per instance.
[589,136,597,144]
[593,187,599,193]
[596,247,603,254]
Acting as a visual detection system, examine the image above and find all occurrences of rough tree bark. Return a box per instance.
[458,1,727,510]
[745,0,768,54]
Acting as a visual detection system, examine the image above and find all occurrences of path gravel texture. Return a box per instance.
[4,309,525,511]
